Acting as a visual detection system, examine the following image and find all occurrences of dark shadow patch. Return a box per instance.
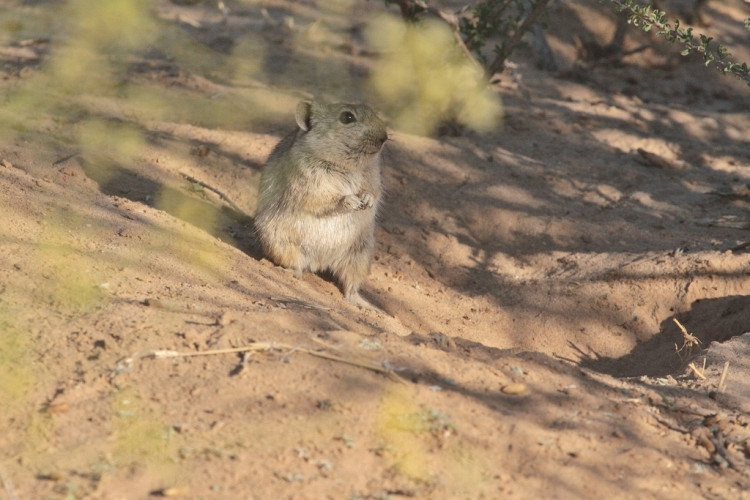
[578,295,750,377]
[78,155,264,260]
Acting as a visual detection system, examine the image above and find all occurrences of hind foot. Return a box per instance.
[345,289,383,312]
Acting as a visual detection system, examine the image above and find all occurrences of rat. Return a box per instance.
[254,99,388,308]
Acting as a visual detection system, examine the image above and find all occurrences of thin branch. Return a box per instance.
[488,0,552,75]
[688,362,707,380]
[120,341,406,382]
[463,0,516,49]
[729,240,750,253]
[717,361,729,393]
[392,0,485,73]
[607,0,750,85]
[180,172,250,218]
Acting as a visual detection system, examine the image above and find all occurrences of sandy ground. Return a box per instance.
[1,0,750,498]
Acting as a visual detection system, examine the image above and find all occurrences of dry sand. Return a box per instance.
[1,0,749,498]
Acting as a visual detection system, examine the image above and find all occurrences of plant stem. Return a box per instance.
[487,0,552,75]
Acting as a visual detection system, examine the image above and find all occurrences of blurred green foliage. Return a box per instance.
[0,317,34,404]
[375,384,492,493]
[112,387,177,467]
[367,14,502,135]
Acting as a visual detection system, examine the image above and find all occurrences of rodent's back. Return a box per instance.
[256,128,301,212]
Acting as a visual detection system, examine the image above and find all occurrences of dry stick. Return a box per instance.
[710,430,744,473]
[146,344,277,359]
[729,240,750,253]
[309,336,390,374]
[270,296,332,311]
[489,0,553,75]
[717,361,729,393]
[688,362,707,380]
[52,150,80,166]
[180,172,249,218]
[305,350,405,383]
[140,342,405,382]
[647,408,689,433]
[673,318,701,352]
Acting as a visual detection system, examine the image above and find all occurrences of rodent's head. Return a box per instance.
[295,100,388,165]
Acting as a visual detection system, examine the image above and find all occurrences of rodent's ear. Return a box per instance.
[295,101,313,131]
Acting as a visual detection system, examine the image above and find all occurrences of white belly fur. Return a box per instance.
[294,209,374,272]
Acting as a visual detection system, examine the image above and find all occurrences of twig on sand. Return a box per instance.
[673,318,701,361]
[729,240,750,253]
[709,429,744,473]
[270,296,332,311]
[646,408,689,433]
[116,341,405,382]
[717,361,730,393]
[180,172,249,218]
[688,362,707,380]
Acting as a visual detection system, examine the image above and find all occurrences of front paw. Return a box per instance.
[358,192,375,210]
[341,194,364,211]
[341,193,374,211]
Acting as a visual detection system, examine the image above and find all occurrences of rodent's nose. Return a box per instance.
[378,130,388,146]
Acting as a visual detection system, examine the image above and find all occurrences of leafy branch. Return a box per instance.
[380,0,750,86]
[384,0,552,76]
[609,0,750,86]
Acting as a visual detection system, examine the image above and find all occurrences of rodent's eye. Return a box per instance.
[339,111,356,124]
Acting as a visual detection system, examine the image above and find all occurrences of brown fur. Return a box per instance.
[255,100,388,307]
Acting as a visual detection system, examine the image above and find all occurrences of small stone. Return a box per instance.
[502,383,527,395]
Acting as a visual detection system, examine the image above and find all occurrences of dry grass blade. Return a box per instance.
[688,362,707,380]
[718,361,729,393]
[673,318,701,361]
